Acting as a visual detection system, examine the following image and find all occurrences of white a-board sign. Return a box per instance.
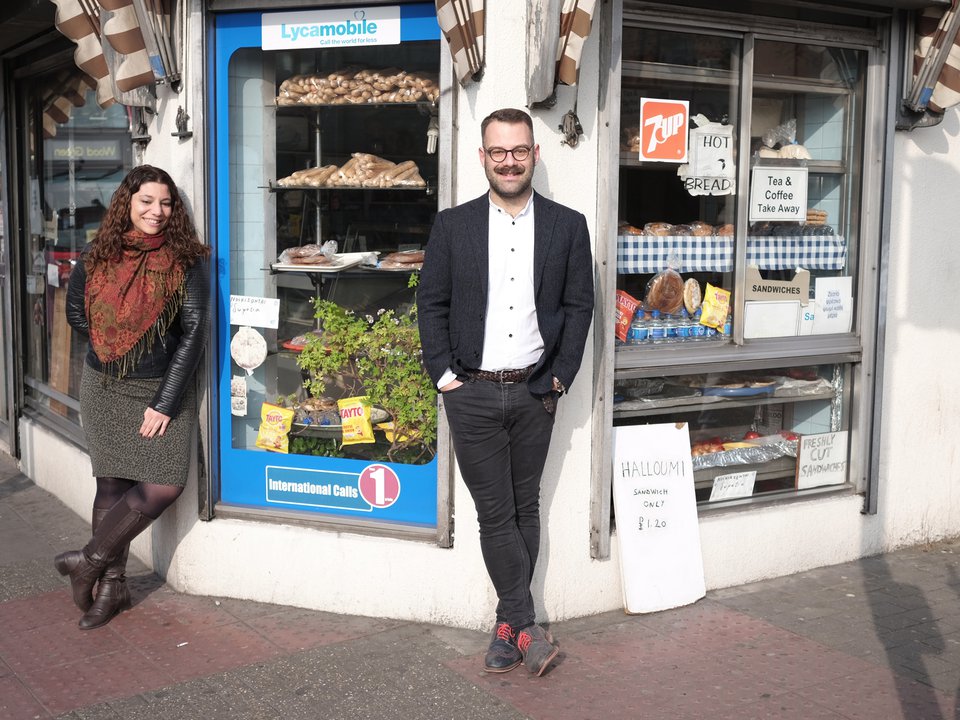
[613,422,706,614]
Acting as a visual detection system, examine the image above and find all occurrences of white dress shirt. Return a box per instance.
[435,192,544,388]
[480,193,543,370]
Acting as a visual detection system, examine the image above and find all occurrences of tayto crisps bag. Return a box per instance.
[615,290,640,343]
[700,283,731,330]
[255,402,295,453]
[338,396,375,445]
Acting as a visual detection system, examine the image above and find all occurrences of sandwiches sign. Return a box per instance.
[262,6,401,50]
[639,98,689,163]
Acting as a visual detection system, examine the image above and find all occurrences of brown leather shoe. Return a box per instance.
[484,622,522,673]
[78,573,131,630]
[516,624,558,677]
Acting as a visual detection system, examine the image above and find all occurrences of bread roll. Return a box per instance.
[644,222,674,237]
[645,269,684,314]
[383,250,425,264]
[683,278,702,315]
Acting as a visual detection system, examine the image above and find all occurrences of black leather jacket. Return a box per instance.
[66,248,209,418]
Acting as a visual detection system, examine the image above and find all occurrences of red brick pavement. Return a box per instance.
[0,585,403,717]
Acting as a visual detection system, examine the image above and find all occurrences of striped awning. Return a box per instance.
[556,0,596,87]
[528,0,597,105]
[48,0,181,109]
[435,0,485,86]
[908,0,960,113]
[42,71,97,139]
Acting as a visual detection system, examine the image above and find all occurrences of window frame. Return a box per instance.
[590,0,889,559]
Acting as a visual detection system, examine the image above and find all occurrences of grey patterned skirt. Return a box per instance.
[80,363,197,486]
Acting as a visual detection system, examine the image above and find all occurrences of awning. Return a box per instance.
[556,0,597,87]
[42,71,96,138]
[527,0,597,106]
[435,0,485,85]
[907,0,960,113]
[48,0,181,109]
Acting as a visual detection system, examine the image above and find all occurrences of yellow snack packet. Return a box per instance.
[338,396,375,445]
[255,402,295,453]
[700,283,731,330]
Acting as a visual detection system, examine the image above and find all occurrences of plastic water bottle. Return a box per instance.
[648,309,666,343]
[691,308,716,340]
[721,310,732,336]
[627,310,648,345]
[676,308,692,341]
[691,308,709,339]
[662,312,678,342]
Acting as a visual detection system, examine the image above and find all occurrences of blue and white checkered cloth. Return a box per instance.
[616,235,847,274]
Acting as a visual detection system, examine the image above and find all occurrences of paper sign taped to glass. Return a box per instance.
[677,114,735,196]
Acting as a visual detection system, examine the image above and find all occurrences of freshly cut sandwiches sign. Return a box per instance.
[262,6,401,50]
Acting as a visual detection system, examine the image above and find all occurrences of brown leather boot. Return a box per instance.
[78,509,132,630]
[78,545,131,630]
[54,508,130,612]
[54,508,108,611]
[55,502,152,620]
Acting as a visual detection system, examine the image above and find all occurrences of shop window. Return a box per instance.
[214,6,449,536]
[17,67,132,431]
[605,4,880,525]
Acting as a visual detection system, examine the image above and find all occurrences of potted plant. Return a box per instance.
[297,279,437,464]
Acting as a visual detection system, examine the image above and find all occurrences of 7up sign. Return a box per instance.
[639,98,689,163]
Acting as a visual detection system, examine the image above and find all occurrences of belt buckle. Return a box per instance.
[496,369,511,384]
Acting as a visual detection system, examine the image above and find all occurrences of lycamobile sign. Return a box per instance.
[262,6,401,50]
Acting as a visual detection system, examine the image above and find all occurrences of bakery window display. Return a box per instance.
[612,366,842,503]
[617,262,731,347]
[230,46,439,462]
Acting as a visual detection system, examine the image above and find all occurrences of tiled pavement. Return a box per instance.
[3,452,960,720]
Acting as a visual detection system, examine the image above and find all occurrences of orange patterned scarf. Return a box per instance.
[86,231,185,376]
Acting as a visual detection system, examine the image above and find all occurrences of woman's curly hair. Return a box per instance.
[85,165,211,270]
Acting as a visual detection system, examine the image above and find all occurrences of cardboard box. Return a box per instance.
[745,265,809,302]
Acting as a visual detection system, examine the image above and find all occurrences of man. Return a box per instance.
[418,108,594,676]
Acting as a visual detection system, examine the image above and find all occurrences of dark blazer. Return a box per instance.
[418,191,594,396]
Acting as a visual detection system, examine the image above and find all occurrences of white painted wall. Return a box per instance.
[22,4,960,631]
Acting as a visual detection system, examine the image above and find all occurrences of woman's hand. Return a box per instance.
[440,379,463,393]
[140,407,171,438]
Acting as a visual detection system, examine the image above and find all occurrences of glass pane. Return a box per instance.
[20,68,132,423]
[0,164,7,427]
[613,363,849,505]
[747,41,865,339]
[228,42,440,463]
[618,28,741,349]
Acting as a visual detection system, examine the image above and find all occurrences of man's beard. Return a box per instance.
[486,165,532,198]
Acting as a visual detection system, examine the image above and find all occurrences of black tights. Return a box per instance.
[94,476,184,520]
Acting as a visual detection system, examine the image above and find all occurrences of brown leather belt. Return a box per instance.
[466,365,535,384]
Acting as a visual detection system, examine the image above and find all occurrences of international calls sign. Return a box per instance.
[262,6,401,50]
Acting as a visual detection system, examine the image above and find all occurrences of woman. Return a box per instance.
[56,165,210,630]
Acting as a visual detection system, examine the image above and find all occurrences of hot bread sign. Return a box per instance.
[639,98,689,163]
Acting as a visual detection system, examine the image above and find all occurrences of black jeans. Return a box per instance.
[441,378,555,628]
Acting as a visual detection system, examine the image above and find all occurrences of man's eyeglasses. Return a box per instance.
[485,146,531,162]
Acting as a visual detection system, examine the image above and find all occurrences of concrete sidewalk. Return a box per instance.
[3,453,960,720]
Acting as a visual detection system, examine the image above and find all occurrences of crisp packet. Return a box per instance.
[338,396,375,445]
[255,402,295,453]
[615,290,640,343]
[700,283,731,330]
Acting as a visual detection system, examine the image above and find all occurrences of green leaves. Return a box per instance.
[296,298,437,463]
